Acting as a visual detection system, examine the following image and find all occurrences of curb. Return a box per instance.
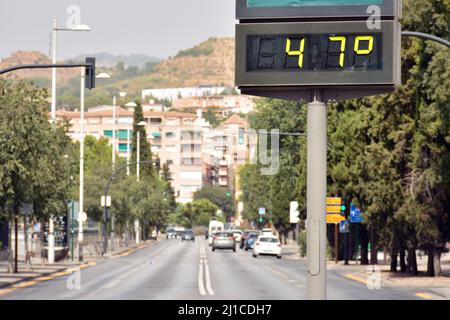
[0,261,96,295]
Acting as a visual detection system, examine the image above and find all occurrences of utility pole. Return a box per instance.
[306,91,327,300]
[135,130,141,244]
[78,67,86,261]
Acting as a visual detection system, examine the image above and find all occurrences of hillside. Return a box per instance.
[110,37,235,92]
[0,51,79,85]
[0,38,236,108]
[70,52,161,68]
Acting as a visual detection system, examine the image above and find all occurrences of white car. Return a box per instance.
[252,235,282,259]
[262,228,274,236]
[231,230,242,243]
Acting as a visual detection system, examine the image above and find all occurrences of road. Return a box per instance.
[0,237,422,300]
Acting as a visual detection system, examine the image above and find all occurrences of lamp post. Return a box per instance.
[135,121,147,244]
[50,17,91,265]
[125,102,138,177]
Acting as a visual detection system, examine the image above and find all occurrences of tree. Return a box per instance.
[0,79,72,272]
[180,199,219,228]
[131,101,153,177]
[194,186,234,219]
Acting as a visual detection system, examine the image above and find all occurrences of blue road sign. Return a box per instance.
[350,204,364,223]
[340,220,350,233]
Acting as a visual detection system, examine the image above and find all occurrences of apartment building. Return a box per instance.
[55,107,208,203]
[172,95,256,116]
[142,86,227,102]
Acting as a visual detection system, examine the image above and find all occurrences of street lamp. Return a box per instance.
[135,120,147,244]
[49,17,91,265]
[51,17,91,122]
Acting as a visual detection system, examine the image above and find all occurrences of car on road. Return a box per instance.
[244,233,260,251]
[166,229,177,239]
[262,228,274,236]
[252,235,282,259]
[212,231,236,252]
[181,229,195,242]
[240,230,261,249]
[231,230,242,243]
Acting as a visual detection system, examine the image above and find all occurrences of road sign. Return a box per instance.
[350,204,365,223]
[290,201,300,223]
[326,205,342,214]
[327,214,345,224]
[340,220,350,233]
[259,207,266,215]
[326,197,342,205]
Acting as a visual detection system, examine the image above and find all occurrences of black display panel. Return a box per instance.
[246,33,382,72]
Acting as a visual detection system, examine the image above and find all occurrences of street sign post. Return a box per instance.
[350,204,365,223]
[235,0,401,300]
[258,207,266,215]
[340,220,350,233]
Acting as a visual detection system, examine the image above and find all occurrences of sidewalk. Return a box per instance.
[281,244,450,299]
[0,238,159,290]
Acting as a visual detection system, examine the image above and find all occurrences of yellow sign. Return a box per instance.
[326,214,345,224]
[326,206,342,214]
[326,197,342,205]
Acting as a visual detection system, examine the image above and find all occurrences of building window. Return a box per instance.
[150,118,162,125]
[104,130,113,137]
[118,144,129,153]
[165,132,175,138]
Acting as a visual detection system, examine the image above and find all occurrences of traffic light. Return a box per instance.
[258,216,264,223]
[238,128,245,145]
[341,204,346,216]
[226,192,231,198]
[85,57,96,89]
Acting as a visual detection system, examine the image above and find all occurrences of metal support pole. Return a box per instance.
[51,17,57,122]
[135,130,140,244]
[78,67,85,262]
[14,215,18,273]
[127,128,131,176]
[335,224,339,264]
[112,96,117,170]
[48,217,54,264]
[306,92,327,300]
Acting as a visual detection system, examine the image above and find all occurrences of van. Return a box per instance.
[208,220,224,245]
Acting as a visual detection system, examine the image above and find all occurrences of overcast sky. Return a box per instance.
[0,0,236,60]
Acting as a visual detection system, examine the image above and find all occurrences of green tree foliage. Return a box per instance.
[180,199,220,228]
[0,80,72,271]
[131,101,153,177]
[194,186,235,219]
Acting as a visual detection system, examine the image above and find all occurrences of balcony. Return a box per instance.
[219,169,228,176]
[219,179,228,187]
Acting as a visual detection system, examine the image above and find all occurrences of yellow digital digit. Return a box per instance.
[286,38,305,68]
[354,36,374,55]
[328,36,346,68]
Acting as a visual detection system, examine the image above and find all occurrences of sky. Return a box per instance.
[0,0,236,60]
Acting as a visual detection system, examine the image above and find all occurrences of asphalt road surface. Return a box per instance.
[0,237,423,300]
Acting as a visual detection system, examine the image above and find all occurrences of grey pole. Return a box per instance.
[306,91,327,300]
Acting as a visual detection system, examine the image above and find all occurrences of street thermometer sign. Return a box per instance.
[235,0,402,101]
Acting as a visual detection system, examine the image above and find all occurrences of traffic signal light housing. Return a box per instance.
[85,57,96,89]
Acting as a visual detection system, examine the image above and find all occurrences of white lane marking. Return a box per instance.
[204,260,215,295]
[198,262,206,296]
[198,239,214,296]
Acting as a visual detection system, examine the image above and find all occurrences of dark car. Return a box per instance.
[166,229,177,239]
[244,233,260,251]
[181,229,195,242]
[240,230,261,249]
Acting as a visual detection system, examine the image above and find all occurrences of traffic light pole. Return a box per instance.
[306,91,327,300]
